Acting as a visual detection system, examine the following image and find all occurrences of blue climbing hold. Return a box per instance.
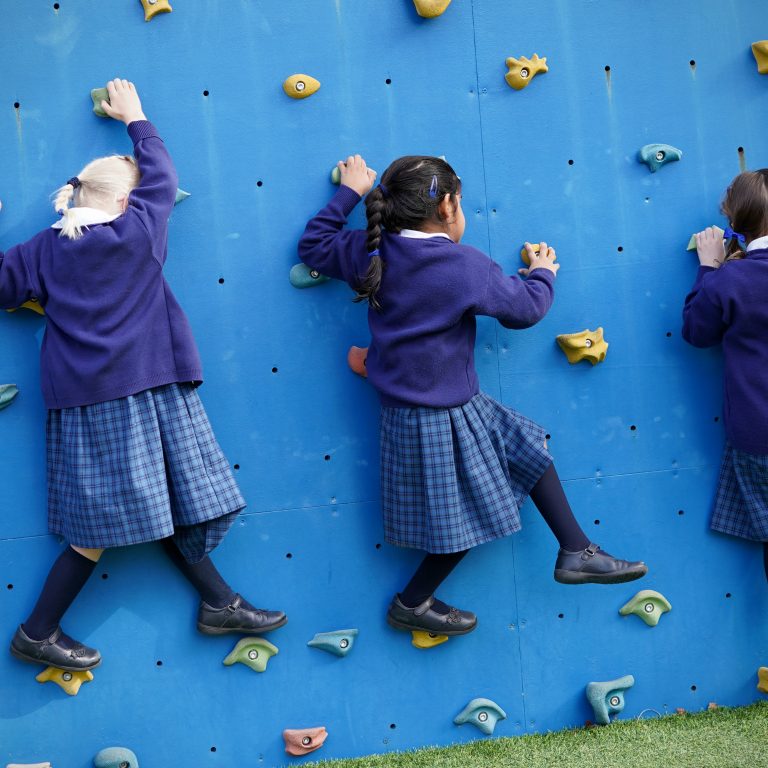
[93,746,139,768]
[307,629,358,657]
[290,263,330,289]
[586,675,635,725]
[638,143,682,173]
[453,697,507,735]
[175,188,191,205]
[0,384,19,411]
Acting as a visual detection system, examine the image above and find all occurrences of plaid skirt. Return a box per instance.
[380,392,553,553]
[711,441,768,541]
[47,383,245,562]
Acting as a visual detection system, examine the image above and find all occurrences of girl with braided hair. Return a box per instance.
[299,154,647,637]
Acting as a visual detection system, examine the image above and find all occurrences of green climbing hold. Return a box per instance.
[307,629,358,657]
[687,226,724,251]
[638,143,682,173]
[586,675,634,725]
[0,384,19,411]
[93,746,139,768]
[290,263,330,289]
[90,88,110,118]
[223,637,278,673]
[619,589,671,627]
[453,698,507,735]
[330,166,341,185]
[175,189,190,205]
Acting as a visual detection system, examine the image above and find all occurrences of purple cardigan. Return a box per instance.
[0,121,203,409]
[298,186,556,408]
[682,250,768,454]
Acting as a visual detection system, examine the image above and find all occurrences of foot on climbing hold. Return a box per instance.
[554,544,647,584]
[283,74,321,100]
[175,188,190,205]
[290,263,330,289]
[454,698,507,735]
[223,637,278,672]
[752,42,768,74]
[638,143,682,173]
[619,590,671,627]
[0,384,19,412]
[307,629,358,657]
[6,299,44,316]
[556,328,608,365]
[94,747,139,768]
[197,595,287,634]
[586,675,634,725]
[411,630,449,649]
[505,54,548,90]
[139,0,172,22]
[283,727,328,756]
[758,667,768,694]
[90,87,110,118]
[387,594,477,636]
[36,665,94,696]
[687,226,724,251]
[413,0,452,18]
[347,346,368,378]
[11,625,101,671]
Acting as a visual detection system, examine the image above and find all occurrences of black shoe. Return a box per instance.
[386,594,477,636]
[10,625,101,671]
[554,543,648,585]
[197,594,287,635]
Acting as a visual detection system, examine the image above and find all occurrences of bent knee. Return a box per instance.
[71,545,105,562]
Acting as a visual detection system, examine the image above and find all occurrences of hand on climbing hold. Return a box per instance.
[694,227,725,269]
[338,155,377,197]
[101,79,147,125]
[519,241,559,277]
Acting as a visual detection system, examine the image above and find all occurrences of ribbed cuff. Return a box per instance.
[127,120,160,143]
[333,184,363,216]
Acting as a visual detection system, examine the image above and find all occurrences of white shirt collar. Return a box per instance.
[51,207,121,230]
[747,235,768,252]
[398,228,453,242]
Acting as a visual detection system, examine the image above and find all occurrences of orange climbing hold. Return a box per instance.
[283,727,328,756]
[752,41,768,74]
[347,346,368,378]
[139,0,172,22]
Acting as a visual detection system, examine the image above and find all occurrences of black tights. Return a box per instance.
[763,542,768,583]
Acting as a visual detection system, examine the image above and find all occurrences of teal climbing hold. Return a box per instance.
[307,629,358,657]
[0,384,19,411]
[619,589,671,627]
[175,188,190,205]
[223,637,278,672]
[453,698,507,735]
[93,746,139,768]
[90,87,110,118]
[638,143,682,173]
[586,675,635,725]
[290,263,330,289]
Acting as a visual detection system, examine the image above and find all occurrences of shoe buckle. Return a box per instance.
[583,544,598,560]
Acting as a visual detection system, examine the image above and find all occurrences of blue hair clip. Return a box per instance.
[428,175,438,198]
[369,248,380,258]
[723,226,746,245]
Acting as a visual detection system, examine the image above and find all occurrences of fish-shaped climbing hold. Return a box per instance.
[619,590,671,627]
[586,675,634,725]
[223,637,278,673]
[6,300,44,316]
[139,0,172,22]
[413,0,452,17]
[283,727,328,756]
[90,87,110,118]
[93,746,140,768]
[36,665,94,696]
[283,74,321,100]
[290,263,330,289]
[411,630,448,649]
[307,629,358,657]
[752,42,768,74]
[505,54,548,90]
[556,328,608,366]
[758,667,768,694]
[686,226,724,251]
[638,143,682,173]
[453,698,507,735]
[175,188,190,205]
[0,384,19,412]
[347,346,368,378]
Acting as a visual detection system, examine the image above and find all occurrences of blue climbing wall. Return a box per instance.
[1,1,767,765]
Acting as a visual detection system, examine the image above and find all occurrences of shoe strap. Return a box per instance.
[48,626,63,644]
[413,596,435,617]
[582,543,600,560]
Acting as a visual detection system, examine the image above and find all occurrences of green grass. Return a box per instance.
[309,702,768,768]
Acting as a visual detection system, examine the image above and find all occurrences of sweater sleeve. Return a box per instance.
[0,240,41,310]
[298,186,369,286]
[682,266,726,348]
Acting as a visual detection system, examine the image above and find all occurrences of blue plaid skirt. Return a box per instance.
[711,442,768,541]
[380,392,553,553]
[47,383,245,562]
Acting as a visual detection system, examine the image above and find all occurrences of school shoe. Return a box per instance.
[197,594,287,635]
[554,543,648,585]
[10,625,102,671]
[386,594,477,635]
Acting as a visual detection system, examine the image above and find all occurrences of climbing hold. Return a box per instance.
[519,243,541,266]
[504,54,548,90]
[758,667,768,694]
[453,698,507,736]
[93,746,139,768]
[752,42,768,74]
[619,590,671,627]
[283,727,328,756]
[638,143,682,173]
[90,88,110,118]
[411,630,448,649]
[330,166,341,185]
[6,300,44,316]
[413,0,452,17]
[0,384,19,412]
[222,637,278,673]
[290,263,330,289]
[283,74,321,100]
[139,0,172,22]
[36,665,94,696]
[556,328,608,366]
[307,629,358,657]
[686,226,724,251]
[174,189,190,205]
[347,346,368,378]
[585,675,634,725]
[6,763,51,768]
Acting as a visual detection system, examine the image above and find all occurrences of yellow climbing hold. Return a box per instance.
[7,300,45,316]
[413,0,452,18]
[556,328,608,366]
[139,0,172,22]
[519,243,541,266]
[758,667,768,694]
[505,54,548,90]
[686,226,724,251]
[283,74,321,100]
[619,589,672,627]
[36,666,94,696]
[411,630,448,649]
[752,41,768,74]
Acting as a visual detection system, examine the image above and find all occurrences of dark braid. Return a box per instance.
[354,187,386,310]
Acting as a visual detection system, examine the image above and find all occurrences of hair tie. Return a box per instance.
[723,226,746,244]
[428,175,438,198]
[67,176,81,189]
[378,183,389,198]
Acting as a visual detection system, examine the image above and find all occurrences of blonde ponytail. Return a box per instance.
[53,182,82,239]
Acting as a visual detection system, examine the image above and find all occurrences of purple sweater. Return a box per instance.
[0,121,202,409]
[299,186,556,408]
[682,249,768,454]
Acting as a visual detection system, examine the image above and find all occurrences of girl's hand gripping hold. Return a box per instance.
[519,241,559,277]
[694,227,726,268]
[101,79,147,125]
[338,155,377,197]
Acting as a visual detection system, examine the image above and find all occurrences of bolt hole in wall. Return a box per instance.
[6,584,12,590]
[737,146,746,172]
[389,724,397,730]
[218,277,224,284]
[630,425,637,431]
[285,553,293,559]
[101,573,108,580]
[233,463,240,470]
[666,331,672,337]
[567,159,574,165]
[691,685,697,692]
[678,509,685,516]
[53,2,60,9]
[156,660,163,667]
[385,78,392,85]
[13,102,20,109]
[375,543,382,550]
[689,59,696,71]
[271,367,278,373]
[210,746,217,753]
[256,180,263,187]
[726,592,732,598]
[324,454,331,461]
[558,613,564,619]
[617,246,623,252]
[203,90,209,97]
